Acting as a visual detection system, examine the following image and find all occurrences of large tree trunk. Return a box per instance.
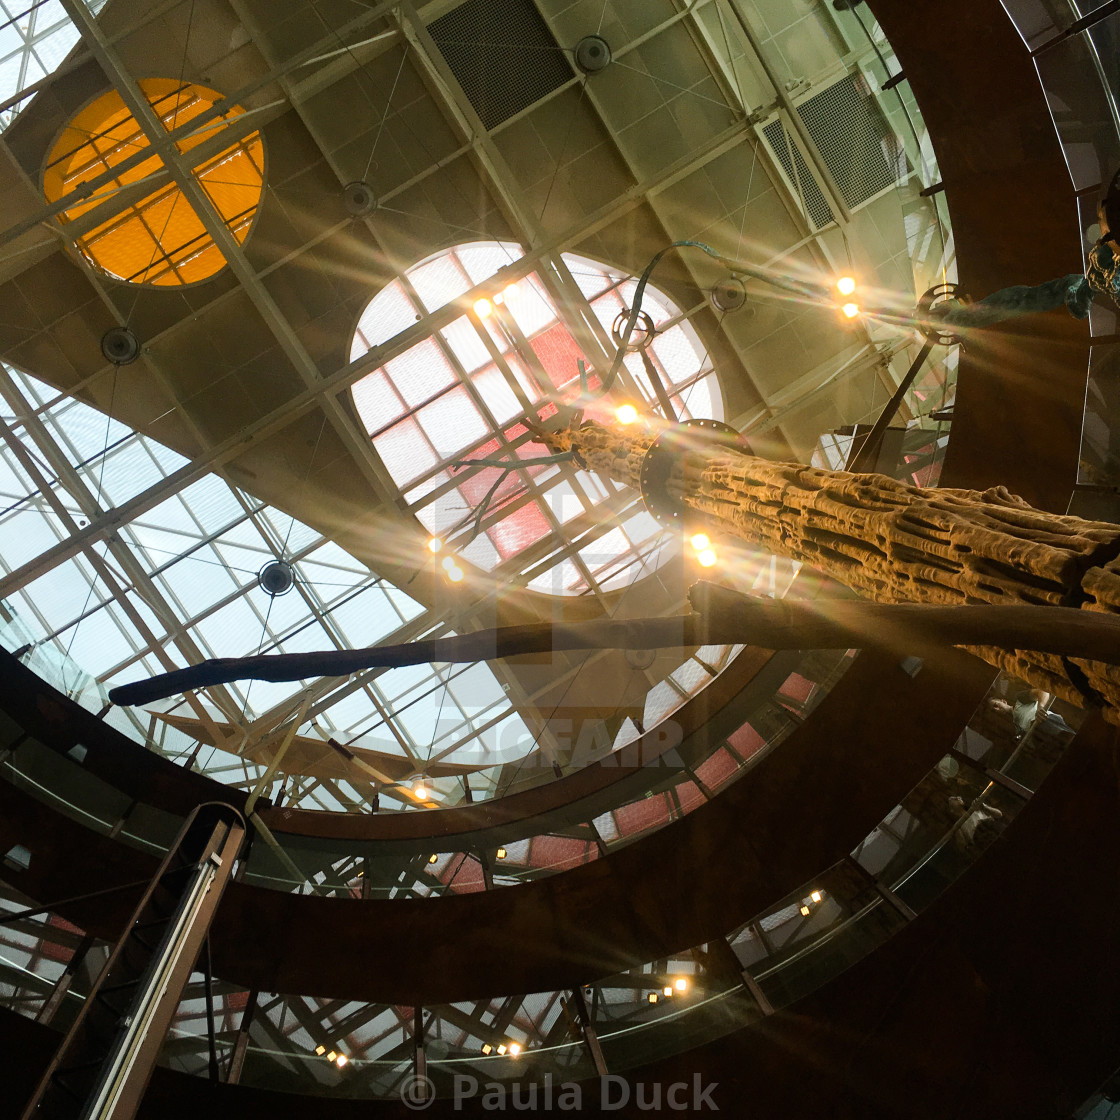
[545,420,1120,716]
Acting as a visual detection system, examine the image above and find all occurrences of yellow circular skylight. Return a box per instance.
[43,78,264,286]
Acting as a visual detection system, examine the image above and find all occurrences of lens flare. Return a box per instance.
[697,549,718,568]
[473,297,492,318]
[690,533,711,551]
[616,403,639,425]
[836,276,856,296]
[841,303,860,319]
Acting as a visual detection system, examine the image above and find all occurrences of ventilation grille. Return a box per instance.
[762,118,835,229]
[763,75,906,230]
[427,0,572,131]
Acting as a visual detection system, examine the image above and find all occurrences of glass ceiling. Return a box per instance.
[351,242,722,596]
[0,364,535,811]
[0,0,108,131]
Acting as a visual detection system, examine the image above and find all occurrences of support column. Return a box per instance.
[20,804,245,1120]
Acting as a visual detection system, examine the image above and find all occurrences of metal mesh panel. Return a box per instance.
[427,0,572,131]
[798,74,903,210]
[763,75,905,228]
[761,118,835,230]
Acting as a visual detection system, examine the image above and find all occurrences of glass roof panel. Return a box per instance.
[0,0,108,132]
[351,242,720,594]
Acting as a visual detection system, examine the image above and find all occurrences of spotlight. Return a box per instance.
[663,986,673,997]
[315,1045,326,1056]
[841,303,860,319]
[811,890,822,903]
[497,1044,508,1055]
[508,1043,522,1057]
[689,532,710,552]
[799,905,811,917]
[413,781,430,800]
[447,565,464,583]
[474,297,493,318]
[674,978,688,992]
[836,276,856,296]
[616,403,639,425]
[441,555,456,571]
[428,853,439,864]
[428,537,443,554]
[496,847,507,860]
[697,548,718,568]
[648,993,659,1004]
[481,1044,493,1055]
[335,1053,349,1068]
[327,1051,338,1062]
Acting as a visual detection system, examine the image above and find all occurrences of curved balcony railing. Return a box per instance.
[0,668,1081,1099]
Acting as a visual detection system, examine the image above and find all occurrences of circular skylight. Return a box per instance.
[350,242,722,595]
[43,79,264,286]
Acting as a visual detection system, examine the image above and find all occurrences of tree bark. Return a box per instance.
[545,420,1120,717]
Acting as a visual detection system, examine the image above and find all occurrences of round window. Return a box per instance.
[350,242,722,595]
[44,78,264,286]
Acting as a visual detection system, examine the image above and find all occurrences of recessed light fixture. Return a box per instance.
[811,890,822,903]
[663,986,673,997]
[800,905,811,917]
[508,1042,522,1057]
[481,1044,493,1055]
[335,1053,348,1068]
[497,1044,507,1055]
[326,1051,338,1062]
[648,993,659,1004]
[314,1045,326,1056]
[674,978,688,992]
[428,854,439,864]
[496,847,507,860]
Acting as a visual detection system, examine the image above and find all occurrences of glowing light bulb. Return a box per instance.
[335,1053,348,1068]
[474,297,493,318]
[441,555,456,571]
[690,533,711,552]
[497,1044,508,1055]
[674,978,688,992]
[648,993,659,1004]
[836,275,856,296]
[428,537,443,554]
[508,1043,522,1057]
[799,904,811,916]
[447,565,464,583]
[811,890,822,903]
[697,548,718,568]
[663,986,673,997]
[413,782,430,800]
[616,403,639,425]
[841,302,860,319]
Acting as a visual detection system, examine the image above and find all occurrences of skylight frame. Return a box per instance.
[350,241,722,599]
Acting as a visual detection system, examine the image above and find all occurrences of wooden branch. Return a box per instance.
[108,583,1120,707]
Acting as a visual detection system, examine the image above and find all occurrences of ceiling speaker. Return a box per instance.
[575,35,611,73]
[100,326,141,365]
[343,181,377,217]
